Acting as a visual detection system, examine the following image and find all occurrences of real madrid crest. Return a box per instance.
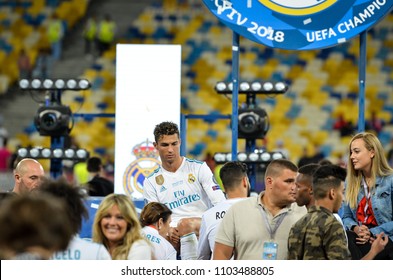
[188,173,196,183]
[123,139,161,199]
[155,174,164,185]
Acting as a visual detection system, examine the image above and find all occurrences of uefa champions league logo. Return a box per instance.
[122,140,161,199]
[203,0,393,50]
[258,0,337,16]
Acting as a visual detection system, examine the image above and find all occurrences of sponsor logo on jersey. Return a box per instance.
[123,140,161,197]
[160,185,167,193]
[165,193,201,210]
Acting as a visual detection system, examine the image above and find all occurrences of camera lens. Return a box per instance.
[240,114,257,133]
[41,112,57,128]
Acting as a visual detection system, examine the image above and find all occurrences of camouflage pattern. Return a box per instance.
[287,205,351,260]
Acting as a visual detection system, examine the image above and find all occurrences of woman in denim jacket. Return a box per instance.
[342,132,393,259]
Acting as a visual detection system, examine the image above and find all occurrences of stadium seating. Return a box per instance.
[3,0,393,166]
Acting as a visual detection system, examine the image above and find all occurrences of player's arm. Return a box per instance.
[198,163,225,205]
[142,177,158,203]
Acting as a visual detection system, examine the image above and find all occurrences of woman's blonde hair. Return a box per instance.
[346,132,393,208]
[92,194,144,259]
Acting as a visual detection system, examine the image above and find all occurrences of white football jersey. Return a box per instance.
[52,236,111,260]
[197,198,245,260]
[143,157,225,226]
[142,226,177,260]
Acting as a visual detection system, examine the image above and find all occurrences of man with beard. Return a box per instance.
[12,158,45,194]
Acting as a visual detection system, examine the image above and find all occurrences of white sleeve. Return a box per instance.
[127,240,152,260]
[198,162,225,206]
[197,214,212,260]
[97,245,112,260]
[142,177,158,204]
[165,247,177,260]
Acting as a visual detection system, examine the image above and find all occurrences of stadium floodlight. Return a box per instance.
[17,147,89,160]
[18,78,91,91]
[214,151,285,164]
[214,81,288,94]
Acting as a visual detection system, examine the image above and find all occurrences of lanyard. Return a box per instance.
[361,177,371,224]
[259,206,287,240]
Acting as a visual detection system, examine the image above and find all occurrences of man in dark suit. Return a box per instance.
[85,157,114,197]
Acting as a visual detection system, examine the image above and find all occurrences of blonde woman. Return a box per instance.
[92,194,152,259]
[342,132,393,259]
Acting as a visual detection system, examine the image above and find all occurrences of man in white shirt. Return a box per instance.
[198,161,250,259]
[143,121,225,252]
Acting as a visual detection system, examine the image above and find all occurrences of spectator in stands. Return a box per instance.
[333,114,355,137]
[297,147,313,167]
[198,161,250,260]
[38,178,111,260]
[143,121,225,253]
[47,13,64,60]
[17,49,32,79]
[0,193,73,259]
[213,159,307,260]
[0,138,12,172]
[92,193,152,259]
[298,146,325,168]
[273,139,290,159]
[288,164,388,259]
[343,132,393,259]
[366,111,384,136]
[97,14,116,56]
[12,158,45,194]
[85,156,114,197]
[32,47,51,79]
[83,14,98,58]
[140,202,177,260]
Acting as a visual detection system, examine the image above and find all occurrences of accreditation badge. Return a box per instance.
[262,241,278,260]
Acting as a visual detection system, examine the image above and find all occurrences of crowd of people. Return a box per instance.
[0,121,392,260]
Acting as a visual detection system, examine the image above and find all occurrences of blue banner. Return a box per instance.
[203,0,393,50]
